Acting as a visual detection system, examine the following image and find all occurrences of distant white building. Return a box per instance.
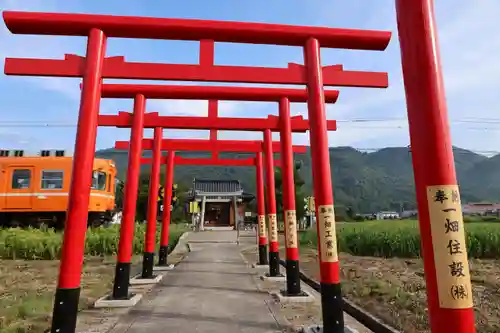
[462,203,500,216]
[401,209,418,218]
[375,211,400,220]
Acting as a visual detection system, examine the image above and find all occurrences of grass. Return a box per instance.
[299,219,500,258]
[0,223,188,333]
[0,223,187,260]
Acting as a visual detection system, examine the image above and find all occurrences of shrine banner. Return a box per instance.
[258,215,267,237]
[268,213,278,242]
[317,205,338,262]
[285,210,298,248]
[427,185,473,309]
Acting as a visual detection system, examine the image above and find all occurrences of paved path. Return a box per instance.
[185,230,238,243]
[110,231,282,333]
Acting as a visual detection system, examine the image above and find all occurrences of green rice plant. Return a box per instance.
[0,223,188,260]
[299,220,500,259]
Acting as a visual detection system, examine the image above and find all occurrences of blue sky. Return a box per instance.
[1,0,500,155]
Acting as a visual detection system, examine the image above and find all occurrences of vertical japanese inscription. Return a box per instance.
[258,215,267,238]
[268,213,278,243]
[285,210,298,248]
[317,205,338,262]
[427,185,473,309]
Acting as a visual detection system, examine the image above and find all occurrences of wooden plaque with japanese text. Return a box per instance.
[426,185,473,309]
[317,204,338,263]
[267,213,278,242]
[258,215,267,238]
[285,210,298,248]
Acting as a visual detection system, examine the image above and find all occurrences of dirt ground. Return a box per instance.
[273,243,500,333]
[241,247,373,333]
[0,256,123,333]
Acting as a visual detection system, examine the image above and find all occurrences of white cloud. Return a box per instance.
[0,0,88,101]
[148,100,208,117]
[145,99,245,118]
[320,0,500,151]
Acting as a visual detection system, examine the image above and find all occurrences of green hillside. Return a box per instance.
[96,146,497,214]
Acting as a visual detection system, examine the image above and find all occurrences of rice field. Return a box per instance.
[0,223,187,260]
[299,219,500,258]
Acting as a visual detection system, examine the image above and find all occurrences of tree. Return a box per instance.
[114,180,124,211]
[170,181,190,223]
[274,160,306,222]
[134,172,191,223]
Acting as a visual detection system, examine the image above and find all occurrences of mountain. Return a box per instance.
[95,146,498,214]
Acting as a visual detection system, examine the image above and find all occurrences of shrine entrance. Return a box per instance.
[205,202,230,226]
[188,179,254,229]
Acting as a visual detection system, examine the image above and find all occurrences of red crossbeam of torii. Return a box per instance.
[114,139,307,153]
[98,112,337,132]
[141,156,262,167]
[140,156,284,168]
[4,54,387,88]
[99,84,339,102]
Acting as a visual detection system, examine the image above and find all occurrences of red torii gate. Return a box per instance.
[105,104,336,297]
[139,153,285,262]
[140,153,283,259]
[117,137,303,278]
[108,98,334,284]
[2,3,471,333]
[100,83,338,305]
[104,102,337,274]
[140,154,279,254]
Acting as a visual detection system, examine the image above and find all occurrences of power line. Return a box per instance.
[4,117,500,125]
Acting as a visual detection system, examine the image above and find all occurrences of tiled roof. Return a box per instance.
[193,178,242,193]
[205,196,238,200]
[202,192,255,201]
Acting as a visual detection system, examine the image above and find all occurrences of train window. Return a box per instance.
[107,174,112,192]
[11,169,31,189]
[41,170,64,189]
[91,171,107,191]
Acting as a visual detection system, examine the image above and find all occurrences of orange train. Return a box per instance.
[0,155,120,228]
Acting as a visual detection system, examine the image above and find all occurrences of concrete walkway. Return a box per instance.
[185,230,238,243]
[109,231,282,333]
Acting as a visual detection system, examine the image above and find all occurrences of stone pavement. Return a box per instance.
[185,229,238,243]
[108,231,284,333]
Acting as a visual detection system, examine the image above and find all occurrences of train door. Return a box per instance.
[5,167,34,209]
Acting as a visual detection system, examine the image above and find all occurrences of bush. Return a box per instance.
[480,216,500,223]
[299,220,500,258]
[463,215,500,223]
[353,215,366,222]
[0,223,187,260]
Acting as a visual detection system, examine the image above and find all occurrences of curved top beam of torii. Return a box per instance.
[3,13,389,88]
[2,11,391,50]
